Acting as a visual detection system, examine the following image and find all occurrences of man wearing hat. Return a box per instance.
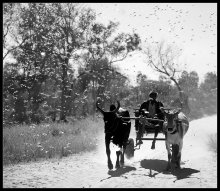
[137,90,164,149]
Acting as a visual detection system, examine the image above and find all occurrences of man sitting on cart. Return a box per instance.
[137,90,164,149]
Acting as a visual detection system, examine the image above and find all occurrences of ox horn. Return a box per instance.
[112,101,120,113]
[160,107,165,113]
[96,101,104,115]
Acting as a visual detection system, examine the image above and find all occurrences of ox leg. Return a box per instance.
[165,142,172,171]
[105,134,113,170]
[176,142,183,169]
[115,150,121,169]
[171,144,179,170]
[176,152,181,169]
[120,146,125,166]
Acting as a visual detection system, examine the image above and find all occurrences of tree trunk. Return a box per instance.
[14,92,27,124]
[30,74,47,124]
[60,58,68,122]
[92,79,96,119]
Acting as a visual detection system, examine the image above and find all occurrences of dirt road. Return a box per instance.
[3,115,217,188]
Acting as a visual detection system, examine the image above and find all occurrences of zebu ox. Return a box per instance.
[96,101,131,170]
[161,108,189,170]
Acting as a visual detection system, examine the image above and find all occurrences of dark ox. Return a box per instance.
[161,108,189,170]
[96,101,131,170]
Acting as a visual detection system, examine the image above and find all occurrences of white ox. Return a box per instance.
[161,108,189,170]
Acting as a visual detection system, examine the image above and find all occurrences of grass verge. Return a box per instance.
[3,116,103,165]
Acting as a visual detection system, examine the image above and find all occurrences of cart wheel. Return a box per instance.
[125,138,134,159]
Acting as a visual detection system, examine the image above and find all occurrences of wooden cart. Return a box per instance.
[124,109,165,158]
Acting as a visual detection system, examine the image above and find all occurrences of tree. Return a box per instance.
[143,40,190,115]
[136,72,147,85]
[9,3,98,122]
[77,58,129,116]
[3,3,24,61]
[3,63,29,124]
[44,3,98,121]
[200,72,217,92]
[77,20,141,114]
[3,3,141,123]
[179,70,199,96]
[8,3,59,123]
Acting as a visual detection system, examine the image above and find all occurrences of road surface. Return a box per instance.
[3,115,217,188]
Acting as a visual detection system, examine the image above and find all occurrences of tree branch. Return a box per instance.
[110,51,129,64]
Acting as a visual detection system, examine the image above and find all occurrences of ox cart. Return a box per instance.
[96,100,186,170]
[123,109,165,158]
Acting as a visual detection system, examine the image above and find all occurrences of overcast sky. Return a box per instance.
[85,3,217,85]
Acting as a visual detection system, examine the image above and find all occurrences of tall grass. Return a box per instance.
[208,133,217,154]
[3,116,104,165]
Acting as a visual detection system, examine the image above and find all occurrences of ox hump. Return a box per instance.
[118,107,126,112]
[178,112,188,120]
[117,107,130,119]
[178,112,189,127]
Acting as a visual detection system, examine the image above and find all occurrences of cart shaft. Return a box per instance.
[122,117,164,122]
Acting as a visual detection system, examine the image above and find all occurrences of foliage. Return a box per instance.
[200,72,217,92]
[179,70,199,96]
[3,3,141,124]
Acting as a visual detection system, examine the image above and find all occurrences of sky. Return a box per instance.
[85,3,217,85]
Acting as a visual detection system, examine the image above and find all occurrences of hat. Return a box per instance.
[149,91,158,98]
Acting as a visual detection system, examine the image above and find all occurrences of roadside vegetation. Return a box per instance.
[3,116,103,165]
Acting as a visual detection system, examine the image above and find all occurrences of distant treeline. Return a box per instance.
[3,61,217,125]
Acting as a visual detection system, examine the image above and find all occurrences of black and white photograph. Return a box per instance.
[3,2,217,188]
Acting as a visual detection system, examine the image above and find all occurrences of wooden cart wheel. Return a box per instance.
[125,138,134,159]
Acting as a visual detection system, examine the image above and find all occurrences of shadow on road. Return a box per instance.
[140,159,167,173]
[140,159,200,181]
[100,166,136,182]
[169,167,200,182]
[108,166,136,177]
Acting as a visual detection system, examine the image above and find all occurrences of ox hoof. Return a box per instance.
[115,162,120,169]
[120,155,124,166]
[165,164,171,171]
[175,165,181,170]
